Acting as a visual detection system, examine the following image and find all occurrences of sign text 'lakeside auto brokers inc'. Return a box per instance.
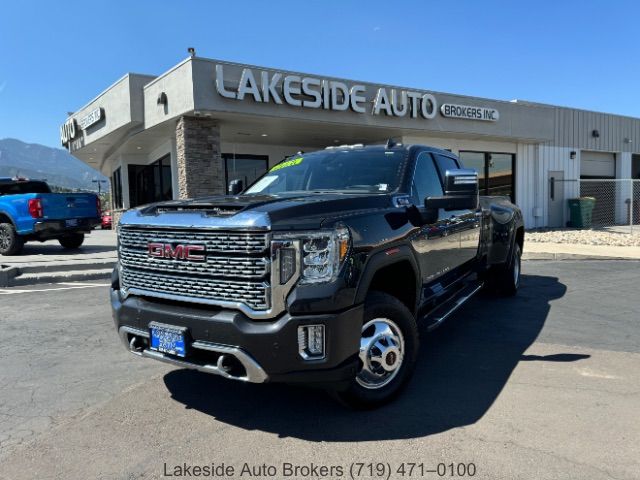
[215,65,499,122]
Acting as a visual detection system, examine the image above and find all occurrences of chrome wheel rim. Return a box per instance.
[356,318,405,390]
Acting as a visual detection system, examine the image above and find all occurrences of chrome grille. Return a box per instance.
[118,226,271,311]
[118,227,269,253]
[121,269,269,310]
[119,248,268,278]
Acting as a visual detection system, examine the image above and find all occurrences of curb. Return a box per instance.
[9,269,113,286]
[0,265,20,287]
[1,260,115,287]
[522,252,638,261]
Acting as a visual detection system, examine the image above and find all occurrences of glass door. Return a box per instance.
[223,154,268,190]
[459,151,515,201]
[459,151,486,195]
[127,155,173,208]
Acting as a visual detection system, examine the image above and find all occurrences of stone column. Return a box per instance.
[111,209,125,228]
[175,116,224,199]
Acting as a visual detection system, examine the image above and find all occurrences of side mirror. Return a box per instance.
[424,169,479,212]
[228,179,244,195]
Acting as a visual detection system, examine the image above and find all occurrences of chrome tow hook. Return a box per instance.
[129,336,143,353]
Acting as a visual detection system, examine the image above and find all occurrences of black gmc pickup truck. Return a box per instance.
[111,142,524,408]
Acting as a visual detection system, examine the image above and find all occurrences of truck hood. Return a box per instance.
[122,192,394,230]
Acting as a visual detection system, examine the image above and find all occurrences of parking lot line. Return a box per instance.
[0,283,109,294]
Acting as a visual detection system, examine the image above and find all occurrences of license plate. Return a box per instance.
[65,219,78,227]
[149,323,187,357]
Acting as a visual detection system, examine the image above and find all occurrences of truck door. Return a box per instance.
[432,154,481,268]
[409,152,461,284]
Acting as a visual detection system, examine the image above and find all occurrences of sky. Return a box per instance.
[1,0,639,148]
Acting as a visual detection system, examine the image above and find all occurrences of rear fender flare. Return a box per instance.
[0,210,17,227]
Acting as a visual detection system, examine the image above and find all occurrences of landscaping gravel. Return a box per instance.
[526,228,640,246]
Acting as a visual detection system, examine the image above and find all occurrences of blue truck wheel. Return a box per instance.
[0,222,24,256]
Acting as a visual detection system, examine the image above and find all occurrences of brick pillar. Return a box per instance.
[111,209,124,228]
[175,116,223,199]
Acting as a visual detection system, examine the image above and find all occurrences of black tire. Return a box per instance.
[58,233,85,249]
[0,222,24,256]
[334,291,419,409]
[490,243,521,296]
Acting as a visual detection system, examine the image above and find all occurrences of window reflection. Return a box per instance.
[459,151,514,201]
[224,154,268,189]
[128,155,173,208]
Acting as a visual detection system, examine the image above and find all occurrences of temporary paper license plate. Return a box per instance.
[149,323,187,357]
[65,219,78,227]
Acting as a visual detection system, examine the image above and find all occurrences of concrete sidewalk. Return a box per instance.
[0,229,116,266]
[523,242,640,260]
[0,229,116,286]
[2,228,639,287]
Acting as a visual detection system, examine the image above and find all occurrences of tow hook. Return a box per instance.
[129,336,143,353]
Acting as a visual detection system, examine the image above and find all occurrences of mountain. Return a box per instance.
[0,138,108,191]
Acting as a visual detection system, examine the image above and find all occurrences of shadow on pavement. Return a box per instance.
[164,273,576,442]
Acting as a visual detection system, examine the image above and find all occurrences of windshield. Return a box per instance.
[244,148,407,195]
[0,181,51,195]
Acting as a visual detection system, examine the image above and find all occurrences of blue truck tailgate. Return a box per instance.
[39,193,99,220]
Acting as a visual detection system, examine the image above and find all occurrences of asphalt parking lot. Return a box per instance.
[0,260,638,480]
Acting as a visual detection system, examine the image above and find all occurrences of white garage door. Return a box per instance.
[580,151,615,178]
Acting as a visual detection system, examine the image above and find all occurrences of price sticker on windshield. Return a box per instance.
[270,157,303,172]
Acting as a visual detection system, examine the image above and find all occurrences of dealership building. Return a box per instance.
[62,55,640,228]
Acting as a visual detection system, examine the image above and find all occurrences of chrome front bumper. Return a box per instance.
[118,326,269,384]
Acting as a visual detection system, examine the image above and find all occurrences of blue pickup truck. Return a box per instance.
[0,177,101,256]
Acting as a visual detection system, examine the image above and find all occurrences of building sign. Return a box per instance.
[60,118,78,146]
[78,107,103,130]
[215,65,438,119]
[60,107,105,147]
[440,103,499,122]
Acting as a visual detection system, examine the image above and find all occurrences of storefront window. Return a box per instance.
[224,154,268,191]
[127,155,173,208]
[112,167,123,209]
[459,152,486,193]
[459,151,515,201]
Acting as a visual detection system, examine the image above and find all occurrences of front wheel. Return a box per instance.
[334,291,419,409]
[58,233,85,249]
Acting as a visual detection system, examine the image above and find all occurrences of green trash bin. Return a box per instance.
[568,197,596,228]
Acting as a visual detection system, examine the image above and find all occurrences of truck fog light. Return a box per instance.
[298,325,325,360]
[279,248,296,284]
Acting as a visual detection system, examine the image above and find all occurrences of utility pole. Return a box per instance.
[92,178,107,196]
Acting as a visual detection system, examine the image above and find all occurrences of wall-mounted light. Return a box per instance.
[188,47,196,57]
[624,137,632,144]
[570,151,576,160]
[157,92,168,106]
[592,129,600,138]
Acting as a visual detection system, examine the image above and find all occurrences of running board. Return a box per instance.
[423,281,484,332]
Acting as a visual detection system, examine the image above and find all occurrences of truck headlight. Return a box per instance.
[273,226,351,285]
